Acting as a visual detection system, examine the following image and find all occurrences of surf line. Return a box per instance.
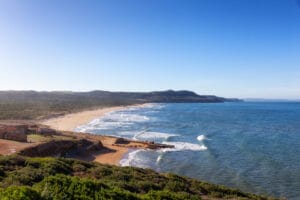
[133,129,151,140]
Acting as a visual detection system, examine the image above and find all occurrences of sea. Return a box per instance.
[75,102,300,199]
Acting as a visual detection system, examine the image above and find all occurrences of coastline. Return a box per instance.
[41,104,146,165]
[42,104,147,132]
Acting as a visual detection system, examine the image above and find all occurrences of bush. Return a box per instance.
[142,190,200,200]
[0,186,42,200]
[0,155,277,200]
[34,174,139,200]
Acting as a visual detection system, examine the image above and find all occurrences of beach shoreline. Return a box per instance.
[41,104,147,165]
[42,104,146,132]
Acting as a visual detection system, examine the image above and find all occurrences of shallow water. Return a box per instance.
[76,102,300,199]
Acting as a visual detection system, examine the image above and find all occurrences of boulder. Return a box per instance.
[114,137,129,144]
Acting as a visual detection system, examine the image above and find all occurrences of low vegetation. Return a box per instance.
[0,155,276,200]
[0,90,239,120]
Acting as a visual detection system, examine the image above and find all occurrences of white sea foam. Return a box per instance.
[142,103,165,109]
[161,142,207,152]
[197,134,206,141]
[75,103,163,133]
[119,149,145,166]
[103,113,149,122]
[118,131,140,136]
[75,111,150,133]
[133,131,177,141]
[76,121,133,132]
[156,154,163,163]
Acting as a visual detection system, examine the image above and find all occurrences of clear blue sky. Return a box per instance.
[0,0,300,99]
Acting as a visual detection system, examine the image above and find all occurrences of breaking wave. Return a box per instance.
[120,150,146,167]
[133,131,177,141]
[197,134,207,141]
[161,142,207,152]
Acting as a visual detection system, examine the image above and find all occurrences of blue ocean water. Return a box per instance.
[76,102,300,199]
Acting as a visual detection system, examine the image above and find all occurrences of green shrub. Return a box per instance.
[0,155,26,170]
[0,186,42,200]
[142,190,200,200]
[34,174,105,200]
[0,155,277,200]
[34,174,139,200]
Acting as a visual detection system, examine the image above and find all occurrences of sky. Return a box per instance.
[0,0,300,99]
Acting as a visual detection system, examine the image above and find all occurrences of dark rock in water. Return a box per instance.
[147,143,174,149]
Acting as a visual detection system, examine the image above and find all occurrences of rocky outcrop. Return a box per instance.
[0,125,27,142]
[113,137,174,150]
[19,139,104,157]
[86,141,103,151]
[147,142,174,149]
[114,138,130,144]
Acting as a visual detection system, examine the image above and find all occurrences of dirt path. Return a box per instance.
[0,139,36,155]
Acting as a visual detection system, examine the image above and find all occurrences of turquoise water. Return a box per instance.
[76,102,300,199]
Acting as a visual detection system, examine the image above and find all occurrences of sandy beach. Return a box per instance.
[41,104,146,165]
[42,104,145,132]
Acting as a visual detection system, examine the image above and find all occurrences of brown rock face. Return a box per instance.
[19,139,104,157]
[19,140,76,157]
[86,141,103,151]
[0,125,27,142]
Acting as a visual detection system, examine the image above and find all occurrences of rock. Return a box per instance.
[0,125,27,142]
[19,139,105,157]
[37,127,58,136]
[147,143,174,150]
[19,140,76,157]
[114,138,129,144]
[86,141,103,151]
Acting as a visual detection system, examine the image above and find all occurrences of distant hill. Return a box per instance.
[0,90,241,120]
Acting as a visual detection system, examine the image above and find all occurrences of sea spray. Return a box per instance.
[197,134,206,141]
[120,149,145,167]
[161,141,207,152]
[134,131,178,141]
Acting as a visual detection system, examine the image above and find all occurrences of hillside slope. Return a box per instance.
[0,155,276,200]
[0,90,241,120]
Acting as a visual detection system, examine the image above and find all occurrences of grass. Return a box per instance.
[27,134,74,143]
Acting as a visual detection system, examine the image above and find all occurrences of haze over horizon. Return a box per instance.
[1,0,300,99]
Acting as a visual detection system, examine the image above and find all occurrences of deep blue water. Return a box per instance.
[76,102,300,199]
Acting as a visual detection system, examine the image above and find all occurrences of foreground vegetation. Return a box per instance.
[0,155,276,200]
[0,90,239,120]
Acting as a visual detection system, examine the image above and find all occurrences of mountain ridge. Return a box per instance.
[0,90,242,120]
